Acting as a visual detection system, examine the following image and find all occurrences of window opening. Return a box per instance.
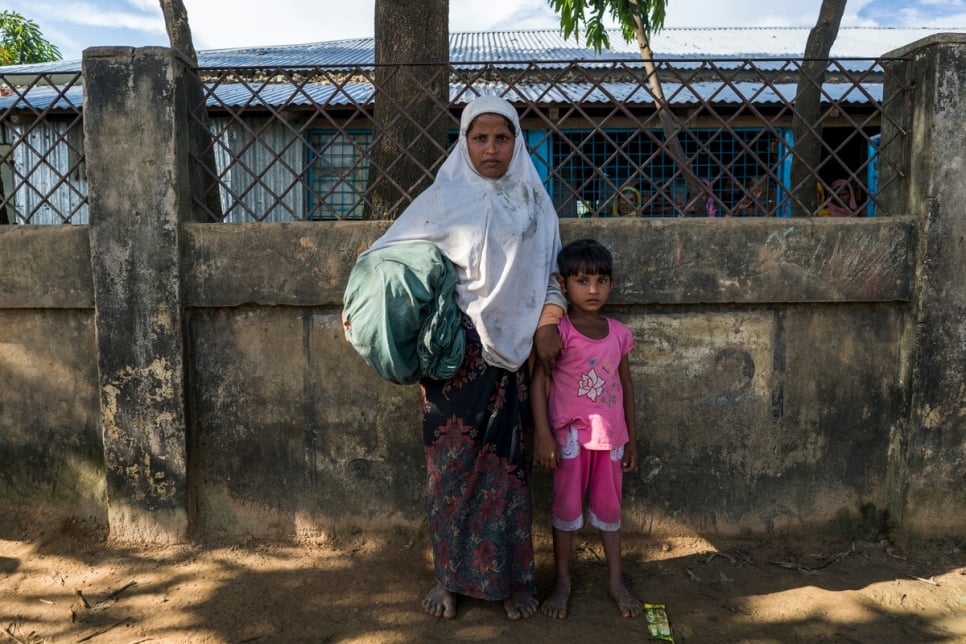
[306,130,372,220]
[549,127,788,217]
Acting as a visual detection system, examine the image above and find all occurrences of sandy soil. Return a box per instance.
[1,518,964,644]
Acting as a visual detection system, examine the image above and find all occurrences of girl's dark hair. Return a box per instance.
[557,238,613,278]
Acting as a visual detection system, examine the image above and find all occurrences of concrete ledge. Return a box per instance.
[0,225,93,308]
[182,217,915,308]
[0,217,913,310]
[182,221,391,307]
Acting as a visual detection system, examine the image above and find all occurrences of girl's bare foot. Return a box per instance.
[503,591,538,620]
[421,583,456,619]
[539,582,571,619]
[608,581,642,618]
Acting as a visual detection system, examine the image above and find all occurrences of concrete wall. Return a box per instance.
[881,34,966,535]
[0,227,103,526]
[1,38,963,545]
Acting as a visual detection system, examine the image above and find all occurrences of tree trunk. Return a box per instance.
[790,0,847,217]
[159,0,223,222]
[159,0,197,62]
[367,0,449,220]
[628,0,707,215]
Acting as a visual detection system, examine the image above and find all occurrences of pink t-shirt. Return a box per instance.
[547,315,634,450]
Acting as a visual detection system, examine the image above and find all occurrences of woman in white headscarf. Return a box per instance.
[360,95,566,620]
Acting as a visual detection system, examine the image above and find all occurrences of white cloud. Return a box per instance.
[182,0,374,51]
[10,1,161,31]
[451,0,560,31]
[53,4,164,32]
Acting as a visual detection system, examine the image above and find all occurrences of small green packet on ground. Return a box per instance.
[644,603,673,642]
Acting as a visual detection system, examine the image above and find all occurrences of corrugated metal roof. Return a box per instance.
[0,78,882,112]
[446,27,940,63]
[0,85,83,110]
[1,27,958,75]
[200,81,882,110]
[0,75,891,113]
[0,26,950,110]
[200,38,376,69]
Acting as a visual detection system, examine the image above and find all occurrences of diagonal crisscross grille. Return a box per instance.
[188,56,911,221]
[0,71,85,224]
[0,56,910,224]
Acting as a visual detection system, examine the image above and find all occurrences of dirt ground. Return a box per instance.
[2,517,965,644]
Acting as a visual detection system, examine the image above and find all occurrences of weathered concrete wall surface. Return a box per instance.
[179,219,913,540]
[83,47,192,543]
[0,308,104,523]
[0,226,104,526]
[883,34,966,534]
[0,38,963,545]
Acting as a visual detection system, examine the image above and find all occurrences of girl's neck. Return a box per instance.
[567,307,608,339]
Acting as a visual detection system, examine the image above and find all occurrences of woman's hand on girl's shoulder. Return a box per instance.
[534,324,562,374]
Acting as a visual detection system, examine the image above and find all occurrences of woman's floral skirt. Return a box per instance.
[420,316,536,600]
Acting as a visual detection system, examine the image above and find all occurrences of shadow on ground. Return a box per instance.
[1,515,964,643]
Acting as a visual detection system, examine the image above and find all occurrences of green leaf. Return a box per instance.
[0,10,62,64]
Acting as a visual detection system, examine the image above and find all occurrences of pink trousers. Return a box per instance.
[551,426,624,532]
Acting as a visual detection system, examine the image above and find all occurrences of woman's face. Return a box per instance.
[618,190,638,215]
[466,113,515,178]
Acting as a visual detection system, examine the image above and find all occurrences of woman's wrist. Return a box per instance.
[537,303,564,329]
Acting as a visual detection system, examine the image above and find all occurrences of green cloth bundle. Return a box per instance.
[343,241,465,385]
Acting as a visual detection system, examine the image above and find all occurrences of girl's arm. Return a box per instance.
[619,353,638,472]
[530,361,559,470]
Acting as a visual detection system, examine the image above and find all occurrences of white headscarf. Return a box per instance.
[361,95,565,371]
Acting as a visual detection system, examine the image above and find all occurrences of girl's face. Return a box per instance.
[466,113,515,178]
[560,272,613,313]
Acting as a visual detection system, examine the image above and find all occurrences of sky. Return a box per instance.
[5,0,966,62]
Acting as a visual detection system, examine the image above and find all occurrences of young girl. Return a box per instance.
[531,238,641,619]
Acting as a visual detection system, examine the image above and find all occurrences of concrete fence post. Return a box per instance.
[82,47,192,543]
[882,34,966,535]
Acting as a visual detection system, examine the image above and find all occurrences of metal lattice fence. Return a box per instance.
[0,57,910,224]
[0,70,85,224]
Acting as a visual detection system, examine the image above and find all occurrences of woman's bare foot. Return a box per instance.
[421,583,456,619]
[608,581,642,618]
[503,591,538,620]
[539,582,571,619]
